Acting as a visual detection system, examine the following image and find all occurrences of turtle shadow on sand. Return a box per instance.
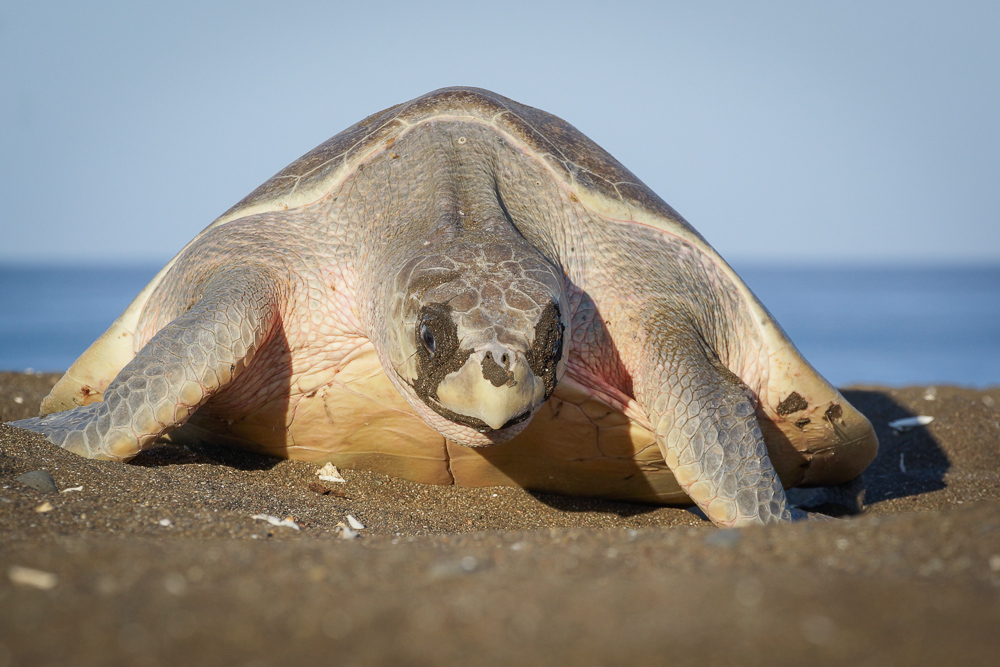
[841,389,949,506]
[128,330,297,473]
[526,490,663,518]
[129,441,283,472]
[526,490,711,520]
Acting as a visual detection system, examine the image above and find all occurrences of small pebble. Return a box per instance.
[163,573,187,596]
[34,502,54,513]
[704,529,742,548]
[8,565,57,590]
[13,396,24,404]
[307,482,347,497]
[429,556,480,578]
[734,576,765,607]
[334,523,359,539]
[15,470,58,494]
[801,614,835,645]
[158,518,172,527]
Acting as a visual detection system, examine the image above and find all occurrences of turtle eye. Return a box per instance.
[419,322,436,355]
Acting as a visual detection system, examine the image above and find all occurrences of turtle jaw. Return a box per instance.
[433,345,547,434]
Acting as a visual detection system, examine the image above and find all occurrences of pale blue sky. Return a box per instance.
[1,1,998,264]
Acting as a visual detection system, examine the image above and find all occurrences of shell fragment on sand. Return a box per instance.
[15,470,58,494]
[317,463,346,483]
[346,514,365,530]
[888,416,934,434]
[333,522,359,539]
[8,566,58,590]
[251,514,301,530]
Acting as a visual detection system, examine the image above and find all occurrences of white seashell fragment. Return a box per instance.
[251,514,300,530]
[8,565,57,590]
[888,416,934,433]
[62,486,84,493]
[334,522,359,540]
[346,514,365,530]
[34,502,54,513]
[317,462,346,483]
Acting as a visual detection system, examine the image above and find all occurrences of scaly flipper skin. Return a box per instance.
[644,348,789,526]
[13,266,281,460]
[539,225,792,526]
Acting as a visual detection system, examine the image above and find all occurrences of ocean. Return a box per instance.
[0,263,997,387]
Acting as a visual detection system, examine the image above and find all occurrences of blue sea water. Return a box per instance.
[734,263,1000,387]
[0,263,997,387]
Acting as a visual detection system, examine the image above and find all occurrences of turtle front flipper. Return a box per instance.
[11,266,282,461]
[643,342,790,527]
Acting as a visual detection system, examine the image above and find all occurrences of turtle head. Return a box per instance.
[385,243,568,446]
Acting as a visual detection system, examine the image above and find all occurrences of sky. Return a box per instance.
[1,1,998,266]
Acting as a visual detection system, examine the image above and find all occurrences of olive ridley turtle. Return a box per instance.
[11,87,878,527]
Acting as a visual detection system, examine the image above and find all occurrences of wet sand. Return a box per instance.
[2,371,999,665]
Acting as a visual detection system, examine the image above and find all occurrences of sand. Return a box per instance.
[1,371,999,665]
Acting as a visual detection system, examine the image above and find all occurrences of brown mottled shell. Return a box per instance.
[216,87,694,235]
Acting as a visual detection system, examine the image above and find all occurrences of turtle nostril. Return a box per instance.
[501,352,510,367]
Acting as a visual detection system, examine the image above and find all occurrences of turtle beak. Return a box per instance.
[434,343,545,431]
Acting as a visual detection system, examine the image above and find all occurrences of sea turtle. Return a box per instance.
[11,87,878,527]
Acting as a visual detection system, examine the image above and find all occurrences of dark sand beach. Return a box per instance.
[2,371,999,665]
